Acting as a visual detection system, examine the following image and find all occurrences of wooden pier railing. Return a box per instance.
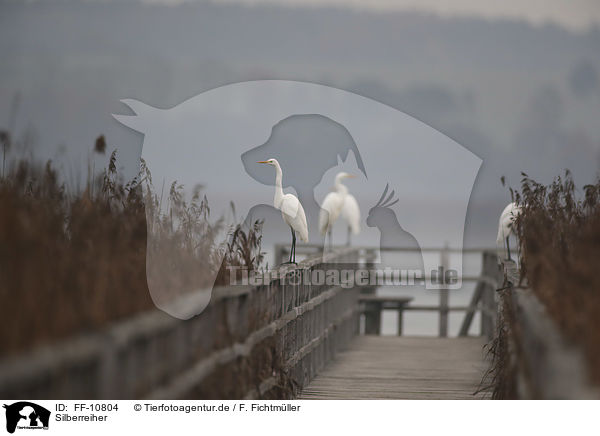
[495,259,600,399]
[0,248,361,400]
[276,244,502,339]
[1,244,513,400]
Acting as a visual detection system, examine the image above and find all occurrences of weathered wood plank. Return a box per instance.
[507,287,600,399]
[300,336,490,399]
[458,281,485,336]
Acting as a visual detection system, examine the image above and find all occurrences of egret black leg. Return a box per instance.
[346,226,351,246]
[288,227,294,263]
[280,228,297,265]
[506,236,511,261]
[328,230,333,250]
[292,229,297,263]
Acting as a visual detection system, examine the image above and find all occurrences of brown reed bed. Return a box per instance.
[511,170,600,385]
[0,138,264,358]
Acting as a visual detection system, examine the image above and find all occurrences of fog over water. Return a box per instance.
[1,0,599,333]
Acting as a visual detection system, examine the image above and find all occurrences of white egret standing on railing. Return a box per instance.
[319,172,358,248]
[258,159,309,264]
[497,202,521,262]
[341,186,360,246]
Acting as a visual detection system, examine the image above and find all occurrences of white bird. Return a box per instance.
[258,158,309,264]
[319,172,358,248]
[497,202,522,263]
[341,192,361,245]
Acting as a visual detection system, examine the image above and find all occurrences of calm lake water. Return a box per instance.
[265,244,491,337]
[370,250,485,337]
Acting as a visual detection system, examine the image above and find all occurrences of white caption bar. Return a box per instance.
[0,400,597,435]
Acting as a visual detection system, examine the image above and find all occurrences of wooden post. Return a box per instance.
[274,244,284,265]
[480,251,501,340]
[362,248,378,295]
[439,244,449,337]
[397,307,404,336]
[364,302,382,335]
[458,280,484,337]
[458,250,493,337]
[480,286,488,338]
[481,285,495,340]
[361,248,379,335]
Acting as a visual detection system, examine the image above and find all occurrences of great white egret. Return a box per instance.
[341,191,361,245]
[318,172,358,248]
[497,202,521,262]
[258,158,309,264]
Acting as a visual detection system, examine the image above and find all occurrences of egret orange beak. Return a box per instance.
[347,174,356,178]
[257,161,269,164]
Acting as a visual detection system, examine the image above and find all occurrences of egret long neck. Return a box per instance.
[334,175,348,196]
[273,163,284,209]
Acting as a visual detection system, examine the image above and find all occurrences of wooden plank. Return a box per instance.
[458,281,485,336]
[300,336,490,399]
[503,259,519,285]
[363,302,382,335]
[439,247,449,337]
[404,305,469,311]
[369,272,482,282]
[397,309,404,336]
[280,244,498,254]
[359,296,412,303]
[508,287,599,399]
[480,286,496,340]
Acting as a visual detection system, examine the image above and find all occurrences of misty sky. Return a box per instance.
[1,0,600,248]
[146,0,600,32]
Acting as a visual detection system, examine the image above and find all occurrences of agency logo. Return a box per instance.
[3,402,50,434]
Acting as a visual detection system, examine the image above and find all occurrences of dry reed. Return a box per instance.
[0,137,264,357]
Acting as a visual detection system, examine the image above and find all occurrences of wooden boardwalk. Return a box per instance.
[300,336,490,399]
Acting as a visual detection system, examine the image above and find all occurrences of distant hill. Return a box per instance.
[0,0,599,244]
